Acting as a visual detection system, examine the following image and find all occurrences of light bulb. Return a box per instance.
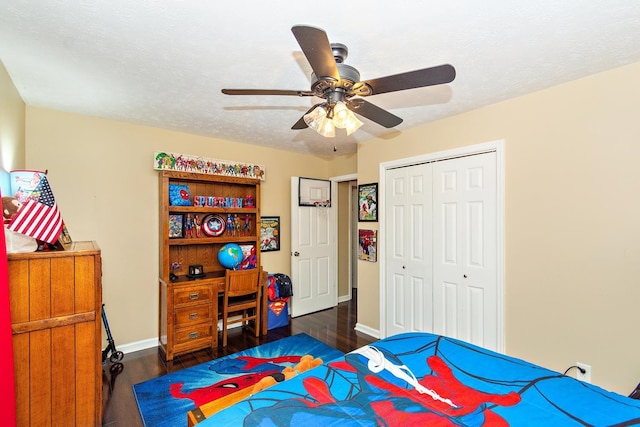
[318,115,335,137]
[303,105,327,131]
[333,102,350,129]
[345,113,363,135]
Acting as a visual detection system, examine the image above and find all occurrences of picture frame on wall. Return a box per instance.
[358,183,378,222]
[168,213,184,238]
[358,229,377,262]
[260,216,280,252]
[298,177,331,207]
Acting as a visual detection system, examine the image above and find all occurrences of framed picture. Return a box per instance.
[260,216,280,252]
[358,183,378,222]
[299,177,331,207]
[168,214,184,238]
[58,224,73,245]
[358,229,377,262]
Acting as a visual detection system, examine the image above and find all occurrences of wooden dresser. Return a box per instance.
[8,241,103,426]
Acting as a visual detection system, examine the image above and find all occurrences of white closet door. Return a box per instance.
[384,163,433,336]
[432,152,498,350]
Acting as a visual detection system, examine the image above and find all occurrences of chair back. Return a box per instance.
[225,268,261,298]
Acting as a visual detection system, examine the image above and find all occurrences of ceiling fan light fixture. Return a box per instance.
[303,104,326,127]
[304,105,335,137]
[332,101,363,135]
[318,116,336,137]
[332,101,349,128]
[344,113,363,136]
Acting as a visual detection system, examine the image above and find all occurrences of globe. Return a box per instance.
[218,243,243,269]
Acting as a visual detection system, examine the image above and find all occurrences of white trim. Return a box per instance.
[354,322,380,339]
[331,173,357,302]
[378,140,505,352]
[117,338,158,354]
[338,294,352,303]
[330,173,357,182]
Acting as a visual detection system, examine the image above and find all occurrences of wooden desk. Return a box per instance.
[159,269,268,360]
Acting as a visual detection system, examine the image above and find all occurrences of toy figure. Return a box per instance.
[2,196,21,224]
[170,262,181,282]
[185,214,193,238]
[193,215,201,238]
[234,214,241,236]
[226,214,235,236]
[241,214,251,235]
[244,195,255,207]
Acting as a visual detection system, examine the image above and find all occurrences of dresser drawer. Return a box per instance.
[173,285,213,306]
[174,305,213,327]
[174,323,213,346]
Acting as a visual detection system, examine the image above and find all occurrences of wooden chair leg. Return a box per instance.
[254,305,260,337]
[222,307,228,347]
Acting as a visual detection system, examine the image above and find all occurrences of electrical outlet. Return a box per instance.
[576,362,591,383]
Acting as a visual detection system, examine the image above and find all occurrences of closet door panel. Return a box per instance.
[384,164,432,336]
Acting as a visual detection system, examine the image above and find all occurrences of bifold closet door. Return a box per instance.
[432,152,498,350]
[384,163,433,337]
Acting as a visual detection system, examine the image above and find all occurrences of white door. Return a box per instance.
[384,163,433,336]
[290,177,337,317]
[432,152,498,350]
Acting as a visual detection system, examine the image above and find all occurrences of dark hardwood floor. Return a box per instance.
[101,291,374,426]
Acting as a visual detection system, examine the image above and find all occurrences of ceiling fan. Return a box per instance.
[221,25,456,137]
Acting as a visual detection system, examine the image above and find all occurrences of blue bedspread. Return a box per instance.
[200,332,640,426]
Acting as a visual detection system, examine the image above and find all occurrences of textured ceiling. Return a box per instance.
[1,1,639,158]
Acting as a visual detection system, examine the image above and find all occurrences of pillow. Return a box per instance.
[169,184,192,206]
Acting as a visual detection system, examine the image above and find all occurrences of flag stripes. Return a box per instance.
[9,200,63,244]
[8,174,64,245]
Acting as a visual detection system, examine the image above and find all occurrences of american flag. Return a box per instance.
[9,175,63,244]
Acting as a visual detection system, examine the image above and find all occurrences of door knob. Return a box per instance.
[293,251,300,256]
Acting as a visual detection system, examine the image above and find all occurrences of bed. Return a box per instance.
[195,332,640,426]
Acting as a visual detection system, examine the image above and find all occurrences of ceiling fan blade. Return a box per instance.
[222,89,314,96]
[347,99,403,128]
[291,25,340,81]
[292,104,323,130]
[355,64,456,96]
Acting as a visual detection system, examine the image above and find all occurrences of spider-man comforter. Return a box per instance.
[199,333,640,426]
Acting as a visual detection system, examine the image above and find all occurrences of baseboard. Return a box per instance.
[120,322,372,354]
[117,338,158,354]
[354,323,380,339]
[338,294,352,303]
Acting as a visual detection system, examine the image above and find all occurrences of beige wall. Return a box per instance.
[329,152,357,177]
[0,61,25,176]
[357,61,640,394]
[24,107,351,352]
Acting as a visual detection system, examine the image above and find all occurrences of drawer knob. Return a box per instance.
[189,331,199,339]
[189,292,200,300]
[189,312,199,320]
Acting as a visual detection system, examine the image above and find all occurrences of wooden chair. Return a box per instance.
[221,267,262,347]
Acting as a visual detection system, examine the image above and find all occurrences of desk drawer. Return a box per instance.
[175,305,213,327]
[174,323,213,346]
[173,285,213,307]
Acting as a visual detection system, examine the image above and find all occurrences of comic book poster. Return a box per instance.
[358,229,377,262]
[358,183,377,222]
[260,216,280,252]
